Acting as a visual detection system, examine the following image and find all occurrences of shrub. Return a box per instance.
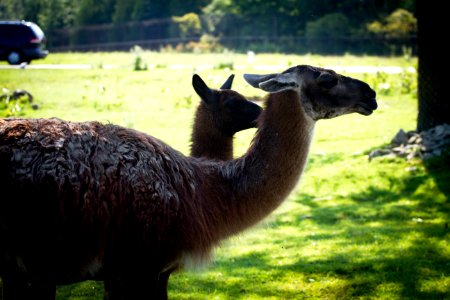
[367,9,417,38]
[173,13,202,38]
[186,34,224,53]
[130,45,148,71]
[0,88,38,117]
[305,13,351,38]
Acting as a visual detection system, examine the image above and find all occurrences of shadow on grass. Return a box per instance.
[288,237,450,299]
[174,153,449,299]
[282,158,448,298]
[179,228,449,298]
[55,280,104,299]
[294,153,449,226]
[173,231,449,299]
[423,150,450,200]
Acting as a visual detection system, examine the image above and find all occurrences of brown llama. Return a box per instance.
[101,74,262,298]
[190,74,262,160]
[0,65,377,299]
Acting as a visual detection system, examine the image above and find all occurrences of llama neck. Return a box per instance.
[190,105,233,160]
[214,91,315,238]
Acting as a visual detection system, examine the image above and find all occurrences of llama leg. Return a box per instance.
[156,267,177,300]
[104,275,163,300]
[103,279,120,300]
[2,276,56,300]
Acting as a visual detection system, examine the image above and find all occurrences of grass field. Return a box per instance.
[1,52,448,300]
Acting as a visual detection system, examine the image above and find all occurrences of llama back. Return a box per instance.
[0,118,194,205]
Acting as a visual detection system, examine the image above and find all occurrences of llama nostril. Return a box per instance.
[366,89,376,99]
[368,98,378,110]
[361,96,377,110]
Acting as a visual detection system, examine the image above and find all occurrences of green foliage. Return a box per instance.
[76,0,115,25]
[0,0,417,35]
[186,34,224,53]
[367,8,417,38]
[400,70,417,96]
[305,13,351,38]
[133,56,147,71]
[203,0,416,44]
[203,0,234,15]
[112,0,134,23]
[213,61,233,70]
[0,0,76,32]
[0,88,37,117]
[36,0,76,31]
[361,69,418,98]
[0,0,417,55]
[132,0,168,21]
[161,34,225,53]
[131,45,148,71]
[56,280,103,299]
[173,13,202,37]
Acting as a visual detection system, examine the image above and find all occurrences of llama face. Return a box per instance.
[193,74,262,136]
[244,65,377,120]
[213,89,262,135]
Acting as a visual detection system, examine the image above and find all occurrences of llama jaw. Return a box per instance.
[356,98,378,116]
[356,105,374,116]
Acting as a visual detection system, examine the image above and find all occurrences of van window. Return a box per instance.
[0,24,33,41]
[30,23,44,40]
[0,24,18,39]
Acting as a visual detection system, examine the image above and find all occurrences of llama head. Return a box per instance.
[244,65,377,120]
[192,74,262,136]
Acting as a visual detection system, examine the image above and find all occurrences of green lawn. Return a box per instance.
[1,52,448,300]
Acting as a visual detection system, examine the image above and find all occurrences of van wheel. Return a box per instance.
[7,51,22,65]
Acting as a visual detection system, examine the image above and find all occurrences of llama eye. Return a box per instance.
[317,73,338,89]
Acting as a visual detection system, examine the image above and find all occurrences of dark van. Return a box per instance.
[0,20,49,65]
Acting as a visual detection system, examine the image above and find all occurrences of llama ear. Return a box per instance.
[245,73,299,93]
[220,74,234,90]
[193,74,214,104]
[244,74,278,88]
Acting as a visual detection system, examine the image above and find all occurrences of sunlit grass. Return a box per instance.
[0,52,447,300]
[0,51,417,69]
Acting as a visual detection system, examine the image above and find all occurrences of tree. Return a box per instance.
[132,0,169,21]
[367,8,417,38]
[167,0,208,16]
[173,13,202,37]
[305,13,351,38]
[416,1,448,131]
[37,0,76,32]
[76,0,115,25]
[113,0,134,23]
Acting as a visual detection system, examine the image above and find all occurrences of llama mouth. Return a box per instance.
[356,99,377,115]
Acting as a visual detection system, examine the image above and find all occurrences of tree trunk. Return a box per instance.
[417,1,449,131]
